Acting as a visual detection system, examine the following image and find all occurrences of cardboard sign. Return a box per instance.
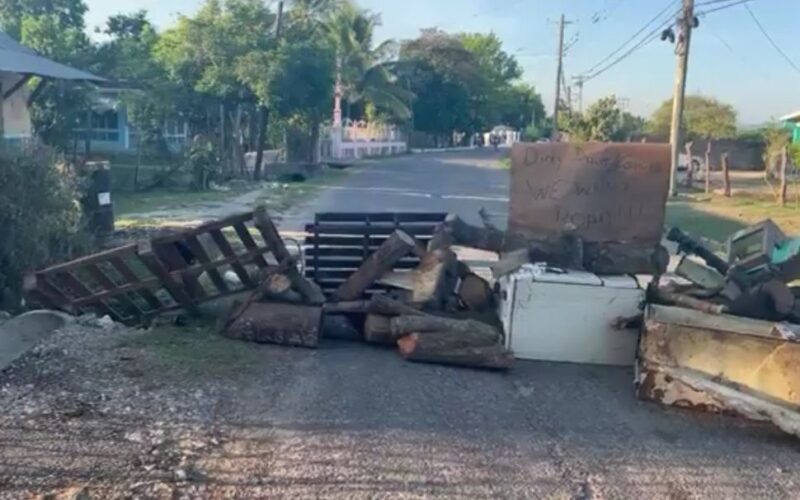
[509,142,670,245]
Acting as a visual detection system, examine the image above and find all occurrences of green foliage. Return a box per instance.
[0,0,87,39]
[559,95,645,142]
[0,147,86,308]
[648,95,737,140]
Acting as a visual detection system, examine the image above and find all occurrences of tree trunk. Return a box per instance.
[412,249,458,309]
[224,302,322,347]
[261,273,303,303]
[333,230,416,301]
[363,314,393,345]
[253,206,326,305]
[390,315,502,342]
[705,141,712,194]
[781,146,788,207]
[722,152,731,198]
[458,273,494,310]
[219,103,227,175]
[366,294,425,317]
[134,141,142,189]
[254,106,268,181]
[685,142,693,189]
[397,333,513,370]
[84,109,92,158]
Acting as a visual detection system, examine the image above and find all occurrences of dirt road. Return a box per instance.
[1,151,798,498]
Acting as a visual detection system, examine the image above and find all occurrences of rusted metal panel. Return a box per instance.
[509,142,670,245]
[638,305,800,438]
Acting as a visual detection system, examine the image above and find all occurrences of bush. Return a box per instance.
[0,146,88,310]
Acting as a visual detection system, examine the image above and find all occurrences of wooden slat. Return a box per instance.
[35,244,138,275]
[109,257,163,310]
[234,222,270,268]
[56,271,121,320]
[154,242,208,301]
[209,229,254,288]
[137,250,197,314]
[151,212,254,245]
[183,235,230,293]
[86,264,143,318]
[304,258,420,270]
[315,212,447,223]
[26,274,73,312]
[305,223,439,236]
[304,235,431,248]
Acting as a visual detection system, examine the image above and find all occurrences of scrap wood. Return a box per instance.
[366,294,425,317]
[390,314,502,343]
[397,334,514,370]
[650,287,728,315]
[412,249,458,309]
[377,271,414,291]
[457,273,494,311]
[333,230,416,301]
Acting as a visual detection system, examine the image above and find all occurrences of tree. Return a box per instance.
[326,1,411,121]
[0,0,87,40]
[648,95,737,140]
[557,95,643,142]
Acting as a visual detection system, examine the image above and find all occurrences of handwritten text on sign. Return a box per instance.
[508,142,670,244]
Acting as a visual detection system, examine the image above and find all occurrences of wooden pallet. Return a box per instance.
[304,212,448,298]
[24,208,287,326]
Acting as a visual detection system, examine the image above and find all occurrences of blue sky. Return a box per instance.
[82,0,800,125]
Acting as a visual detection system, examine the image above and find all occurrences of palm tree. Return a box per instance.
[326,1,412,121]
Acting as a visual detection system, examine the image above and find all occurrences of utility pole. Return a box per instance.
[552,14,567,140]
[669,0,695,196]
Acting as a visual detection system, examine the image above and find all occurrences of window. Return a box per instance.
[75,110,120,142]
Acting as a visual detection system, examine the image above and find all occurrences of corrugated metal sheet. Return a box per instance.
[0,31,104,81]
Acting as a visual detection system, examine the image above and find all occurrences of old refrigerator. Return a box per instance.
[496,264,645,366]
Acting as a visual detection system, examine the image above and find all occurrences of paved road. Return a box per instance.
[280,149,511,231]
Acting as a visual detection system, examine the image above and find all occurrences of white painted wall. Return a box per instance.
[1,72,32,139]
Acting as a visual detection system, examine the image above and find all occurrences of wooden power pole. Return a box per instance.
[669,0,695,196]
[552,14,567,140]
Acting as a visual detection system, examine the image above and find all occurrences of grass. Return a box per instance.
[113,168,349,229]
[665,190,800,242]
[117,322,262,378]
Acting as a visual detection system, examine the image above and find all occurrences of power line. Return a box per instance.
[695,0,753,16]
[742,3,800,76]
[582,0,680,75]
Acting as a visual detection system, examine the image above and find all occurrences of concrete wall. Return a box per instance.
[1,72,32,140]
[687,138,765,171]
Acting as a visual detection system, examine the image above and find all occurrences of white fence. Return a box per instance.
[320,120,407,160]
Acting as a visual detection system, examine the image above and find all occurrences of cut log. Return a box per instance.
[366,294,425,317]
[390,315,502,342]
[224,302,321,347]
[333,230,416,301]
[261,273,304,303]
[443,214,506,252]
[324,300,371,314]
[254,206,326,305]
[412,249,458,309]
[651,287,728,315]
[397,333,514,370]
[363,314,393,345]
[458,273,494,310]
[321,314,362,341]
[583,243,669,276]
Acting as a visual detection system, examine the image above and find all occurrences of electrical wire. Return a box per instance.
[695,0,753,16]
[742,3,800,76]
[582,18,672,82]
[581,0,680,75]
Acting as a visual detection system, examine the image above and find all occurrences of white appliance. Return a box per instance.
[496,264,645,366]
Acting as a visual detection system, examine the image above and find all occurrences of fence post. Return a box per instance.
[780,146,788,207]
[704,141,712,194]
[722,152,731,198]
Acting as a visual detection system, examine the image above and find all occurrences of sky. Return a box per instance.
[82,0,800,125]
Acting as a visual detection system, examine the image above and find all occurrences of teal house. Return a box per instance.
[781,110,800,144]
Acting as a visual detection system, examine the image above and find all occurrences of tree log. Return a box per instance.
[390,315,502,342]
[254,206,326,304]
[323,300,370,314]
[583,243,669,276]
[412,249,458,309]
[366,294,425,317]
[397,333,513,370]
[458,273,493,310]
[333,230,416,301]
[650,287,728,315]
[363,314,393,345]
[444,213,506,252]
[261,273,304,303]
[377,271,414,291]
[224,302,321,347]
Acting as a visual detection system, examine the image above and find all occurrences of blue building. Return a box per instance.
[780,110,800,145]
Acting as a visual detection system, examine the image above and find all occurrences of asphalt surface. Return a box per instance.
[273,149,799,498]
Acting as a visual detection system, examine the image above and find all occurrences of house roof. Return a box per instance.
[780,110,800,123]
[0,31,104,82]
